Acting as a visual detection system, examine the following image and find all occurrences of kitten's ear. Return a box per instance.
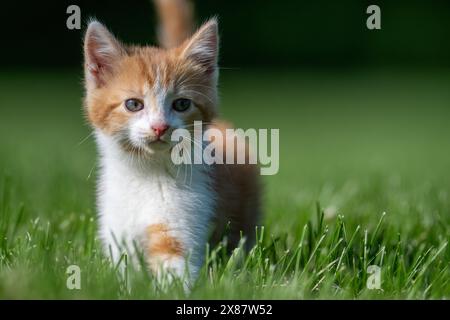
[181,18,218,74]
[84,20,124,88]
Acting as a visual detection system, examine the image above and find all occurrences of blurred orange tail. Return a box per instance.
[153,0,194,48]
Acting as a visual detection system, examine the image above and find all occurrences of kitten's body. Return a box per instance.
[96,130,214,277]
[83,0,261,281]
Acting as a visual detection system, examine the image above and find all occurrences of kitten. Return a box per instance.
[83,0,261,281]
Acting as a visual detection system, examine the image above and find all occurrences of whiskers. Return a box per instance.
[76,130,98,181]
[76,131,95,147]
[181,88,215,105]
[104,125,209,187]
[113,133,149,171]
[172,131,207,188]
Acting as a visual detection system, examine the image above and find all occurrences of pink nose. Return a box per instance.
[151,124,169,137]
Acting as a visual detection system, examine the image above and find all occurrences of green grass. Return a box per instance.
[0,69,449,299]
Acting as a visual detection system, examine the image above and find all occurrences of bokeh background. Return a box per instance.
[2,0,450,68]
[0,1,449,298]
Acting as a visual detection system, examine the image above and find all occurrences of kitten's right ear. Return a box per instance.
[84,20,124,88]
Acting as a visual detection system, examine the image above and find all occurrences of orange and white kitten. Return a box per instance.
[83,0,261,281]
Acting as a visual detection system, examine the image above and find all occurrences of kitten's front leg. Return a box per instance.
[145,223,200,283]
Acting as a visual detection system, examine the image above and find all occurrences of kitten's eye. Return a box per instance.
[125,99,144,112]
[172,98,191,112]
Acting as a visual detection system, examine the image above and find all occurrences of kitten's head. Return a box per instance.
[83,19,218,155]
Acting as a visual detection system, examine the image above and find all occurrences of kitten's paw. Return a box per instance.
[145,223,199,290]
[150,256,195,292]
[156,255,188,277]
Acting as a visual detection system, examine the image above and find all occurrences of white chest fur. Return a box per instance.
[95,131,215,276]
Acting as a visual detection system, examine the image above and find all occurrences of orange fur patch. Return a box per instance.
[146,223,183,257]
[208,120,262,251]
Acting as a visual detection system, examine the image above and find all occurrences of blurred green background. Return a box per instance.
[1,0,450,69]
[0,1,449,298]
[1,68,450,231]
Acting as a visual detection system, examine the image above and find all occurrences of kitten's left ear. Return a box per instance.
[181,18,219,74]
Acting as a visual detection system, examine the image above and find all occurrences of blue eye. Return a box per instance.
[172,98,191,112]
[125,99,144,112]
